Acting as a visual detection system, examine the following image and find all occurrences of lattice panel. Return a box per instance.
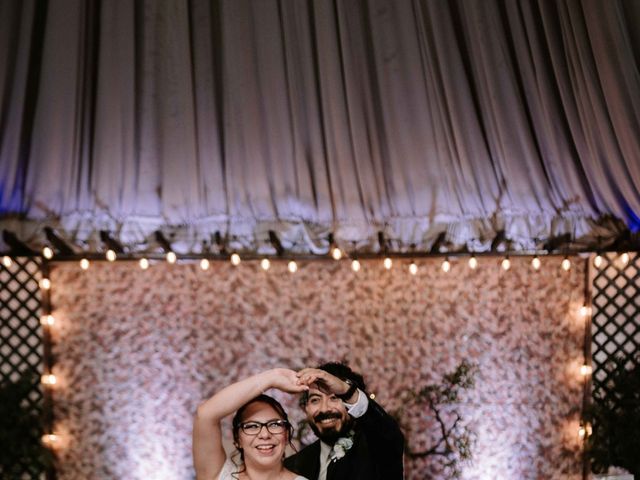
[591,252,640,400]
[0,256,46,479]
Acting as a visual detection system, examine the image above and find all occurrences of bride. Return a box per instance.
[193,368,310,480]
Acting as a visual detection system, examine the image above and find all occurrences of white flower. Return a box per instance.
[329,431,355,462]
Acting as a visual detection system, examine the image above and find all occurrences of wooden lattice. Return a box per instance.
[0,256,46,479]
[591,252,640,400]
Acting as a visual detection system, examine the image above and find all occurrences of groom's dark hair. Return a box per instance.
[299,361,366,407]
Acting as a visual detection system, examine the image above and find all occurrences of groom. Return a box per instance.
[285,362,404,480]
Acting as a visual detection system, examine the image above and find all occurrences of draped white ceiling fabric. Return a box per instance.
[1,0,639,254]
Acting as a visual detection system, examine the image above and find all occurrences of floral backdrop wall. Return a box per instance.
[48,257,586,479]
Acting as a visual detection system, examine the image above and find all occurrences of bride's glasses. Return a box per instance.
[239,420,289,435]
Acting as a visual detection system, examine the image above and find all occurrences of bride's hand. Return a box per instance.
[265,368,309,393]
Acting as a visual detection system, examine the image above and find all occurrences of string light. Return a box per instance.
[578,425,586,439]
[40,315,55,326]
[41,434,59,447]
[620,252,629,266]
[580,364,593,377]
[409,261,418,275]
[287,260,298,273]
[578,422,592,439]
[441,258,451,273]
[579,305,591,318]
[593,254,603,268]
[41,373,57,386]
[260,258,271,271]
[3,241,627,279]
[531,255,541,270]
[39,278,51,290]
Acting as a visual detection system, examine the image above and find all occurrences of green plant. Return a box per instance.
[587,354,640,477]
[0,371,53,479]
[391,360,478,479]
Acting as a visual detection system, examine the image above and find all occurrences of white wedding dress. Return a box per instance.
[218,458,309,480]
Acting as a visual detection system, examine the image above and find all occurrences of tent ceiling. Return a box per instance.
[1,0,639,255]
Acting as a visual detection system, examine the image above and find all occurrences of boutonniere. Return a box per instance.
[329,430,355,462]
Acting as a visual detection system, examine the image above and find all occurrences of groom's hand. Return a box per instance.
[296,368,351,397]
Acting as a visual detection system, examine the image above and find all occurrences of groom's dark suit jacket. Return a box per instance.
[284,399,404,480]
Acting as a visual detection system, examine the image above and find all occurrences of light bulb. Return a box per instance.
[442,258,451,273]
[42,434,59,447]
[261,258,271,271]
[39,278,51,290]
[383,257,392,270]
[331,247,342,260]
[40,314,55,326]
[409,261,418,275]
[621,252,629,266]
[351,259,361,272]
[580,365,592,376]
[579,305,591,317]
[468,256,478,269]
[139,258,149,270]
[41,373,57,385]
[578,423,592,439]
[166,251,177,264]
[106,249,116,262]
[562,257,571,271]
[501,257,511,271]
[287,260,298,273]
[42,246,53,259]
[79,258,90,270]
[2,256,11,268]
[531,256,541,270]
[593,254,603,268]
[230,253,241,266]
[199,258,210,271]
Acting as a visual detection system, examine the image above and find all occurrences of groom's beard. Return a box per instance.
[309,412,354,445]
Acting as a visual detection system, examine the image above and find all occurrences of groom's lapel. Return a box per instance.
[303,440,322,480]
[326,447,351,480]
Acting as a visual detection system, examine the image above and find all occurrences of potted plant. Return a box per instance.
[587,354,640,478]
[0,371,53,479]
